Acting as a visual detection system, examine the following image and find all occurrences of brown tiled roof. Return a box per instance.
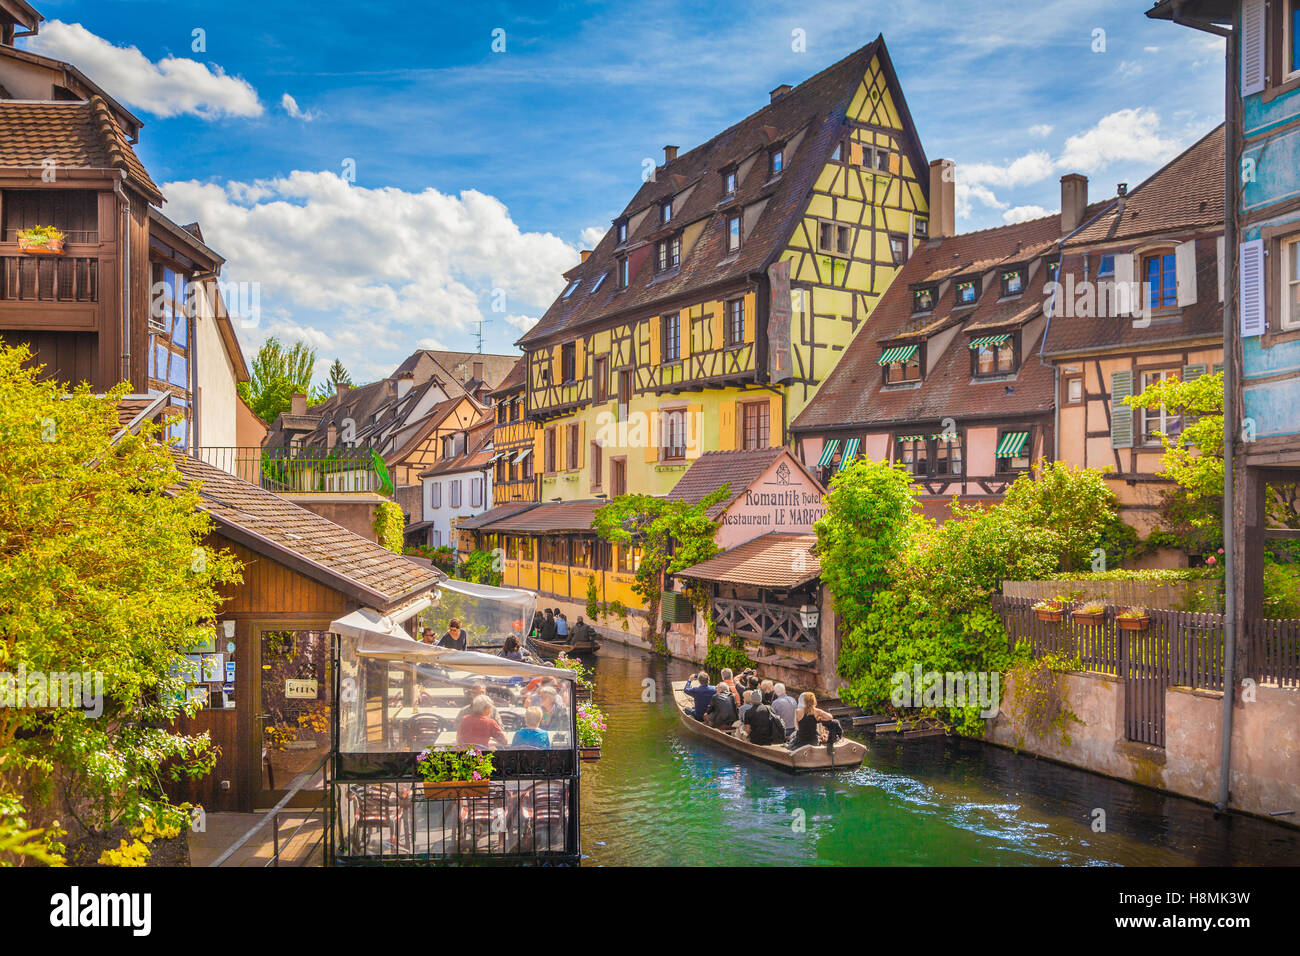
[0,98,163,204]
[791,208,1098,431]
[489,356,527,397]
[1067,126,1223,246]
[675,532,820,587]
[171,452,441,609]
[517,37,926,348]
[667,447,787,518]
[479,499,605,534]
[417,417,494,477]
[114,393,170,429]
[456,501,540,531]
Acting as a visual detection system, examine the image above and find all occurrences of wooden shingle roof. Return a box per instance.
[675,532,821,587]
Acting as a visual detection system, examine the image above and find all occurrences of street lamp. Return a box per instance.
[799,604,819,631]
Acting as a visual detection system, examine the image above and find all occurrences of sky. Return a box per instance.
[23,0,1227,385]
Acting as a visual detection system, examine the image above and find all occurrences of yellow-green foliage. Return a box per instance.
[373,500,404,552]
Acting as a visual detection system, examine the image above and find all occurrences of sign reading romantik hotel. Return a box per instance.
[708,453,826,550]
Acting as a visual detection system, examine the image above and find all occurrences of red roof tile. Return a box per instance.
[675,532,820,587]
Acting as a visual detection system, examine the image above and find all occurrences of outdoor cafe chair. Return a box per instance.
[346,783,410,856]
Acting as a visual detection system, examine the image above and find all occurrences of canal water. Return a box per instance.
[578,642,1300,866]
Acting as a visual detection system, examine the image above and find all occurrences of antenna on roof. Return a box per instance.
[472,317,492,354]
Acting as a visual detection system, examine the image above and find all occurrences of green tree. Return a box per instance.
[593,487,728,656]
[325,359,353,394]
[0,342,242,864]
[238,337,321,425]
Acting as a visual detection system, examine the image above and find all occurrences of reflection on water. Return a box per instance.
[579,642,1300,867]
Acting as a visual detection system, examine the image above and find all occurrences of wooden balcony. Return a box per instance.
[0,249,99,330]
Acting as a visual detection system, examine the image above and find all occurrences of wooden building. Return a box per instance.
[488,356,539,505]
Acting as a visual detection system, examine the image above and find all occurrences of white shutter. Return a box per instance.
[1176,240,1198,307]
[1239,239,1266,337]
[1113,253,1134,316]
[1242,0,1267,96]
[1217,235,1225,303]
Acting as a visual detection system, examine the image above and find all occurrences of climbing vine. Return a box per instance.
[1004,652,1084,751]
[372,501,404,552]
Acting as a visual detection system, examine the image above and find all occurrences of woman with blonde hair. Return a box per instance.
[789,691,838,749]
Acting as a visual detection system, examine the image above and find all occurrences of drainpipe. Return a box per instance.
[115,177,131,386]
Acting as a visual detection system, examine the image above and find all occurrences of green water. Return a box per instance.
[578,643,1300,866]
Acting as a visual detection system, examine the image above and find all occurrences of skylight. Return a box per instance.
[563,279,581,298]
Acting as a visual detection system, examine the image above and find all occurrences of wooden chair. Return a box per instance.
[456,783,513,855]
[346,784,408,856]
[520,781,567,853]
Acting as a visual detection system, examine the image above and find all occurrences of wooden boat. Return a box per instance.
[528,633,600,657]
[671,682,867,773]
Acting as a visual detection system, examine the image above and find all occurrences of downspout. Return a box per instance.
[114,177,131,386]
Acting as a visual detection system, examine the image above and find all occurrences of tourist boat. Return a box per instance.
[671,682,867,773]
[528,634,600,657]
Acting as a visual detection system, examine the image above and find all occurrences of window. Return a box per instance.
[972,334,1018,377]
[1001,269,1024,297]
[723,167,737,194]
[616,219,628,244]
[1287,0,1300,79]
[662,313,681,361]
[616,543,640,573]
[881,344,922,385]
[912,286,936,313]
[497,403,508,425]
[656,235,680,272]
[818,220,850,255]
[562,279,580,298]
[896,436,929,476]
[740,401,770,450]
[618,257,629,288]
[521,450,533,480]
[1066,377,1083,404]
[889,234,908,266]
[591,441,602,488]
[955,279,978,306]
[660,199,673,224]
[725,298,745,346]
[1283,235,1300,331]
[933,435,963,476]
[618,370,632,421]
[1143,252,1177,309]
[432,530,441,547]
[567,422,579,470]
[995,430,1032,474]
[518,536,533,561]
[544,427,556,473]
[769,147,784,177]
[915,218,929,238]
[561,342,576,382]
[727,214,741,253]
[471,477,483,508]
[430,482,442,508]
[1140,369,1183,444]
[660,407,687,460]
[590,271,608,294]
[449,480,462,508]
[611,457,627,496]
[830,139,844,162]
[1097,254,1115,276]
[510,397,521,422]
[874,148,892,172]
[594,356,609,402]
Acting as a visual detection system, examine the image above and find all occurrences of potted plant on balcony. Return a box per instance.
[576,701,606,761]
[1032,597,1066,623]
[415,745,494,798]
[1071,600,1107,626]
[1115,607,1150,632]
[16,225,65,255]
[553,653,593,703]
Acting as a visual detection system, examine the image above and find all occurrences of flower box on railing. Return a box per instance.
[578,746,601,762]
[421,779,490,799]
[1072,604,1107,626]
[1117,614,1150,632]
[1033,600,1066,623]
[17,227,65,255]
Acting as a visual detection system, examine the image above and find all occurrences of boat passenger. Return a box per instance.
[737,688,759,724]
[456,684,488,726]
[437,619,468,650]
[789,691,841,750]
[512,707,550,749]
[529,611,545,638]
[537,686,570,732]
[705,683,739,729]
[419,626,436,645]
[457,694,509,749]
[771,683,797,739]
[500,635,524,661]
[555,610,569,639]
[743,692,785,746]
[541,610,558,643]
[718,668,739,702]
[570,616,595,646]
[682,672,716,720]
[759,679,775,705]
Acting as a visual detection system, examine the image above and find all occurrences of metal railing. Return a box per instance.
[194,446,387,495]
[209,751,330,867]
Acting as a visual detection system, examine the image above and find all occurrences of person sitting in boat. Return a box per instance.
[537,685,570,732]
[540,609,558,643]
[682,672,716,721]
[742,691,786,746]
[569,616,596,645]
[458,694,509,749]
[789,691,843,750]
[737,687,759,724]
[528,611,545,638]
[771,683,798,740]
[759,679,775,705]
[717,668,739,702]
[437,619,468,650]
[512,707,550,749]
[555,610,569,640]
[705,682,739,729]
[500,635,524,661]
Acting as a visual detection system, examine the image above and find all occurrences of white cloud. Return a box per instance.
[955,182,1007,219]
[959,151,1055,189]
[1143,46,1160,54]
[26,21,262,119]
[1002,205,1052,224]
[163,171,577,369]
[280,93,318,121]
[505,314,540,333]
[1028,124,1054,138]
[580,225,606,248]
[1055,107,1182,173]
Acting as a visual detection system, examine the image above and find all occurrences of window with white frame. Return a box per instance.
[1283,234,1300,330]
[449,479,462,509]
[1139,369,1183,444]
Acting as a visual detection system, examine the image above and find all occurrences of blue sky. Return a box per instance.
[25,0,1226,383]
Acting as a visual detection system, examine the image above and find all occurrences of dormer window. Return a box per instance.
[912,286,936,313]
[955,279,978,306]
[727,214,741,253]
[915,219,929,239]
[879,343,922,384]
[1001,269,1024,297]
[723,167,737,195]
[617,256,629,288]
[616,219,628,244]
[656,235,681,273]
[970,333,1019,377]
[660,199,673,224]
[562,279,581,298]
[769,147,784,177]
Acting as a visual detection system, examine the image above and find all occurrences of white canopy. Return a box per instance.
[344,625,575,681]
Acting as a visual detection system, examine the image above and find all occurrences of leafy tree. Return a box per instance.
[456,550,502,587]
[238,337,322,425]
[593,487,729,655]
[325,359,353,393]
[0,342,241,864]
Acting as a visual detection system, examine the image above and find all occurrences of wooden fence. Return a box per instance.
[995,596,1299,748]
[1001,578,1221,612]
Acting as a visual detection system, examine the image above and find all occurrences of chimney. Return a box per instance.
[1115,182,1128,220]
[327,423,338,448]
[1060,174,1088,235]
[579,250,592,263]
[473,361,484,382]
[291,392,306,416]
[396,369,414,399]
[663,145,678,164]
[335,381,349,399]
[928,159,956,239]
[770,84,792,103]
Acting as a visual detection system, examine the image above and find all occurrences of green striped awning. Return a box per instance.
[995,431,1030,458]
[838,437,861,471]
[896,434,926,442]
[817,439,841,468]
[878,344,919,365]
[931,432,960,442]
[968,334,1011,349]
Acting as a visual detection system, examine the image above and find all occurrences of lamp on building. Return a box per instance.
[799,604,820,631]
